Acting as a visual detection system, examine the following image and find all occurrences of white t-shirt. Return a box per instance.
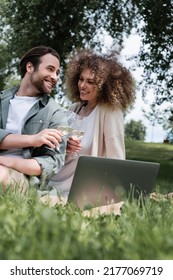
[1,95,39,157]
[49,107,97,198]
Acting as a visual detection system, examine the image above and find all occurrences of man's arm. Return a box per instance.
[0,156,41,176]
[0,128,63,150]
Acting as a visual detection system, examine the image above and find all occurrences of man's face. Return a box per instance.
[30,53,60,94]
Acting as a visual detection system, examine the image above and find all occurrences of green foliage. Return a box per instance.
[0,43,14,89]
[125,120,146,141]
[1,141,173,260]
[133,0,172,104]
[0,0,172,105]
[161,108,173,143]
[0,0,127,79]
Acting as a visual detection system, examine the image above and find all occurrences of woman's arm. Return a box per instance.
[104,108,125,159]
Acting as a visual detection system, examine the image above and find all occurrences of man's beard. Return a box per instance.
[30,73,53,94]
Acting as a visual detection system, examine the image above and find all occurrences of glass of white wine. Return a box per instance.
[71,129,85,157]
[58,125,73,135]
[66,110,87,157]
[56,125,73,151]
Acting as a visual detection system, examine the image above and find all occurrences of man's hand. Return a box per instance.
[30,128,63,148]
[0,129,63,150]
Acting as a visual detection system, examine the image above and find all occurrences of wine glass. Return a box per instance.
[58,125,73,135]
[56,125,73,151]
[71,129,85,157]
[67,110,87,130]
[72,129,85,138]
[66,110,87,157]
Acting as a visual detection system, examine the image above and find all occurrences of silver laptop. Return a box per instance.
[67,156,160,210]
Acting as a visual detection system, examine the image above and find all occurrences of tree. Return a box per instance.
[162,108,173,143]
[0,1,128,75]
[0,43,10,89]
[0,0,130,91]
[132,0,173,104]
[0,0,172,107]
[125,120,146,141]
[142,103,164,142]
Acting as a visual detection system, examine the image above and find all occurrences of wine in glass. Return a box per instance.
[71,129,85,157]
[66,110,87,157]
[58,125,73,135]
[56,125,73,151]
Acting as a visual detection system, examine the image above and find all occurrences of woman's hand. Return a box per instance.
[66,136,82,153]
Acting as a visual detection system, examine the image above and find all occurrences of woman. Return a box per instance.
[48,49,135,211]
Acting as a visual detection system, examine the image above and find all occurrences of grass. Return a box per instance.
[0,140,173,260]
[126,140,173,192]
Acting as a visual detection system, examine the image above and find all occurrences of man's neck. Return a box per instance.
[16,79,40,97]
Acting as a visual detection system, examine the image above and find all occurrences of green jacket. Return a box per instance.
[0,86,67,190]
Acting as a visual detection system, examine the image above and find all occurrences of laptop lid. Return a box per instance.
[67,156,160,210]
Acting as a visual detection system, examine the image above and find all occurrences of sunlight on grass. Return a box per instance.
[0,140,173,259]
[126,140,173,162]
[1,189,173,260]
[126,140,173,188]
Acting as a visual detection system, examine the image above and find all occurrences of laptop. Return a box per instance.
[67,156,160,210]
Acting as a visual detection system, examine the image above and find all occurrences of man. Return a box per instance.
[0,46,67,193]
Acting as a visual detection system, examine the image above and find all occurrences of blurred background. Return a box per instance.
[0,0,172,143]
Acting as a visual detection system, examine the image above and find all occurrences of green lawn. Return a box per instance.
[0,140,173,260]
[126,140,173,192]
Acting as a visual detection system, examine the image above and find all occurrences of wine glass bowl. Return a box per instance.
[65,110,87,157]
[58,125,73,135]
[72,129,85,139]
[70,129,85,157]
[56,125,73,152]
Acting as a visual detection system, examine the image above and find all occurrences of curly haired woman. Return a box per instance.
[47,48,136,214]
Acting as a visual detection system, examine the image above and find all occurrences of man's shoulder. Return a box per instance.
[46,95,62,110]
[0,86,19,97]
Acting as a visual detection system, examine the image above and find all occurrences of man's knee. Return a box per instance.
[0,165,11,191]
[0,165,29,193]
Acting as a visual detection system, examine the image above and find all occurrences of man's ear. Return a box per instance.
[26,62,34,73]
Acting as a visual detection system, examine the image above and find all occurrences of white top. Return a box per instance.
[48,103,125,199]
[2,95,38,157]
[71,103,125,159]
[48,107,97,198]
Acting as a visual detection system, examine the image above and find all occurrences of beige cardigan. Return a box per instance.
[70,103,125,159]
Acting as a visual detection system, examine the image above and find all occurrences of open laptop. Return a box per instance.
[67,156,160,210]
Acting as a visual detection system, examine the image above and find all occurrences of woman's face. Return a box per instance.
[78,69,98,103]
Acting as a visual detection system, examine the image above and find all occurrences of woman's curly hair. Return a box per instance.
[65,49,135,110]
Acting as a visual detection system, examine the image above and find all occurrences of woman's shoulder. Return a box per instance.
[97,103,123,114]
[70,102,83,112]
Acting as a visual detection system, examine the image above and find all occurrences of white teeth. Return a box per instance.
[46,81,52,88]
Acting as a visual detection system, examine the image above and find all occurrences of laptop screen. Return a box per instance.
[68,156,160,210]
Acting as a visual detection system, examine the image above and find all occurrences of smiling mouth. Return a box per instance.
[80,91,88,95]
[45,80,54,89]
